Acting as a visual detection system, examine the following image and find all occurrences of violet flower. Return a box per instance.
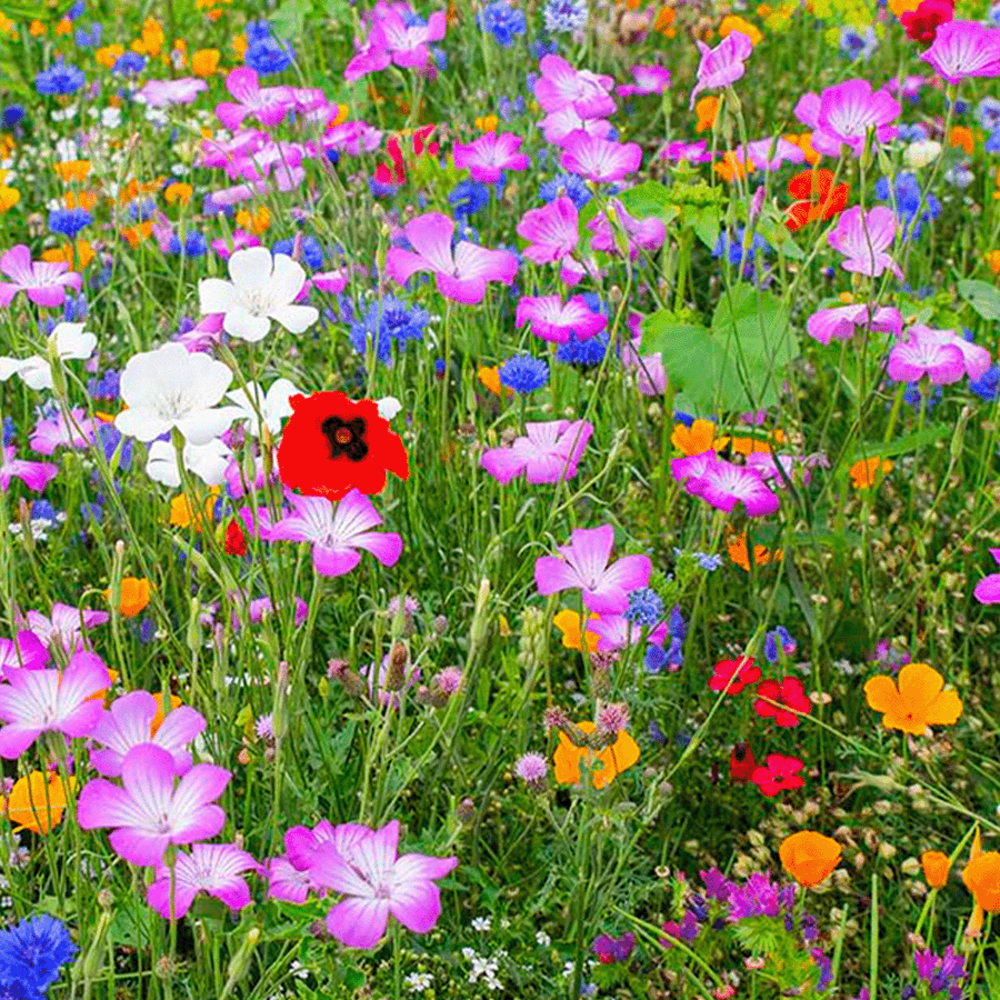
[21,603,108,655]
[689,31,754,109]
[559,131,642,183]
[534,54,616,119]
[921,20,1000,85]
[974,549,1000,604]
[588,613,667,652]
[517,197,579,264]
[453,132,529,183]
[480,420,594,485]
[215,68,294,131]
[0,447,58,493]
[0,631,49,675]
[147,844,258,919]
[0,245,82,308]
[515,295,606,343]
[827,206,901,278]
[588,199,666,257]
[806,304,903,345]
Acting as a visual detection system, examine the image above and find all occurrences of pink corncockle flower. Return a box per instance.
[345,3,447,80]
[210,231,260,261]
[534,54,616,119]
[385,212,518,305]
[588,199,666,258]
[89,690,207,778]
[660,140,712,164]
[921,20,1000,85]
[671,450,720,485]
[806,305,903,345]
[618,64,671,97]
[729,138,806,172]
[689,31,754,109]
[621,320,666,396]
[684,457,781,517]
[515,295,607,343]
[147,844,258,919]
[928,328,992,380]
[517,196,578,265]
[286,819,371,871]
[268,489,403,578]
[266,855,319,902]
[480,420,594,485]
[588,613,667,653]
[215,68,294,131]
[888,325,991,383]
[29,409,95,455]
[745,452,811,489]
[0,447,58,493]
[225,140,305,183]
[229,594,308,632]
[321,120,384,156]
[136,77,208,107]
[538,107,613,146]
[795,80,900,157]
[0,631,49,675]
[453,132,529,183]
[559,253,605,288]
[534,524,652,613]
[310,819,458,949]
[310,269,349,295]
[560,131,642,183]
[23,603,109,654]
[887,74,931,100]
[0,651,110,758]
[974,549,1000,604]
[827,207,901,278]
[78,744,230,867]
[0,245,82,308]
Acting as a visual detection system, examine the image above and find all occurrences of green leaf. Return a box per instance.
[958,278,1000,320]
[618,181,680,225]
[852,425,948,464]
[270,0,311,39]
[686,202,721,249]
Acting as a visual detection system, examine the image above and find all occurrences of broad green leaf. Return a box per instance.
[619,180,680,225]
[270,0,311,39]
[852,425,948,464]
[958,278,1000,320]
[686,202,721,249]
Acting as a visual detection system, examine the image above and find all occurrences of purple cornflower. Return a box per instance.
[480,420,593,485]
[146,844,258,919]
[689,31,754,109]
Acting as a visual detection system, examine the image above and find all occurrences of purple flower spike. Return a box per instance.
[515,295,606,343]
[974,549,1000,605]
[147,844,258,919]
[0,245,82,309]
[453,132,529,183]
[268,489,403,578]
[828,206,901,278]
[480,420,594,485]
[534,524,652,613]
[78,744,230,868]
[0,447,58,493]
[921,20,1000,85]
[559,131,642,183]
[517,197,579,265]
[684,458,781,517]
[689,31,754,109]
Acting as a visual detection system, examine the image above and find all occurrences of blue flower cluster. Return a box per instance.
[36,60,85,96]
[0,914,76,998]
[272,235,324,269]
[349,296,428,363]
[479,1,526,47]
[712,227,770,282]
[538,172,591,210]
[244,20,294,74]
[874,172,940,241]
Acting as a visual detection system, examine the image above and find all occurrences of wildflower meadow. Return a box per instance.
[3,0,1000,996]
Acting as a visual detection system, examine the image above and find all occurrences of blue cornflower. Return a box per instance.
[246,19,272,43]
[648,719,667,744]
[0,915,76,996]
[897,123,929,142]
[75,23,102,47]
[349,296,429,362]
[970,363,1000,402]
[63,293,88,323]
[991,0,1000,26]
[1,106,23,129]
[712,227,770,282]
[668,606,686,640]
[448,180,491,219]
[499,95,525,121]
[544,0,588,32]
[113,51,146,74]
[986,130,1000,153]
[272,236,324,269]
[479,1,526,46]
[557,331,608,366]
[499,355,549,394]
[89,369,120,401]
[96,423,133,471]
[764,626,796,663]
[624,588,664,628]
[976,97,1000,132]
[168,232,208,257]
[432,47,447,70]
[0,980,34,999]
[530,37,560,58]
[838,25,877,60]
[665,636,683,668]
[35,60,86,96]
[49,208,91,238]
[875,172,939,240]
[538,172,591,209]
[127,198,156,223]
[1,417,14,446]
[245,37,294,74]
[644,644,667,673]
[139,618,157,643]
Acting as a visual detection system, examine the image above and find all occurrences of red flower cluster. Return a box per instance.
[899,0,954,45]
[374,125,438,188]
[751,753,805,797]
[709,656,761,695]
[224,519,247,556]
[754,676,811,727]
[785,170,850,232]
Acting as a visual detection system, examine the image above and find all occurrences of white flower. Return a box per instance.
[115,342,244,445]
[405,972,434,993]
[198,247,319,343]
[377,395,403,421]
[54,139,78,161]
[0,323,97,391]
[472,916,492,932]
[903,140,941,169]
[226,378,300,438]
[535,931,552,947]
[145,438,233,488]
[50,108,76,123]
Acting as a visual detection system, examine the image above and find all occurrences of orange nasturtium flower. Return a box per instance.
[864,663,963,736]
[779,831,842,887]
[672,419,716,456]
[105,577,152,618]
[151,693,182,735]
[552,609,600,654]
[921,850,951,889]
[963,852,1000,913]
[164,182,194,206]
[849,455,893,489]
[475,114,499,133]
[5,772,76,834]
[553,721,640,790]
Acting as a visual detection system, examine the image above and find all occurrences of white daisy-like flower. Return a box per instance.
[226,378,300,438]
[145,437,233,488]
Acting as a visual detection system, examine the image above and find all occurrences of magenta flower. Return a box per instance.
[266,855,318,902]
[29,409,95,455]
[974,549,1000,604]
[0,246,82,308]
[24,603,109,655]
[588,199,666,258]
[729,138,806,172]
[78,745,230,867]
[215,68,294,131]
[828,207,901,278]
[534,55,616,119]
[560,131,642,183]
[137,77,208,107]
[147,844,258,919]
[684,456,780,517]
[89,690,207,778]
[386,212,518,305]
[286,819,372,871]
[0,447,58,493]
[806,305,903,345]
[480,420,594,485]
[887,326,972,384]
[515,295,606,343]
[0,631,48,675]
[671,450,720,485]
[660,140,712,164]
[453,132,529,183]
[745,452,811,489]
[538,107,613,146]
[517,197,579,265]
[621,322,666,396]
[921,20,1000,85]
[689,31,754,109]
[618,65,671,97]
[795,80,900,157]
[310,819,458,949]
[534,525,652,614]
[589,614,667,653]
[0,651,109,758]
[268,489,403,578]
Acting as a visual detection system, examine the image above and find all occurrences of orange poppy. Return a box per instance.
[164,182,193,206]
[151,692,182,735]
[695,96,720,134]
[54,160,91,183]
[553,721,640,790]
[727,530,782,572]
[786,169,849,231]
[849,456,893,489]
[235,205,270,235]
[122,222,154,248]
[552,609,600,654]
[671,419,716,456]
[784,132,821,166]
[921,850,951,889]
[949,126,974,156]
[96,44,125,69]
[864,663,962,736]
[191,48,220,77]
[105,577,152,618]
[779,831,842,887]
[5,772,75,834]
[714,152,755,183]
[963,852,1000,912]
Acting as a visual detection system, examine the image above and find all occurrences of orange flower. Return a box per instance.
[151,693,182,735]
[0,187,19,213]
[715,429,783,455]
[164,182,193,206]
[105,577,152,618]
[949,126,974,155]
[695,96,720,134]
[41,240,94,269]
[553,609,600,654]
[54,160,91,183]
[29,19,46,37]
[477,365,513,399]
[138,17,165,57]
[191,48,220,77]
[727,530,782,572]
[784,132,821,165]
[55,17,73,36]
[715,152,755,183]
[779,831,842,887]
[921,850,951,889]
[66,190,98,212]
[654,6,676,34]
[233,33,248,60]
[864,662,962,736]
[849,455,892,489]
[963,852,1000,912]
[475,114,499,133]
[235,205,270,234]
[889,0,920,12]
[719,14,763,44]
[987,250,1000,275]
[553,721,640,790]
[672,419,716,455]
[169,488,220,531]
[5,772,75,834]
[96,44,125,69]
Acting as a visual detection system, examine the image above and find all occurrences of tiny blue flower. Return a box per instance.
[624,588,664,628]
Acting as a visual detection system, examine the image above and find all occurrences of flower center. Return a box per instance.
[321,416,369,462]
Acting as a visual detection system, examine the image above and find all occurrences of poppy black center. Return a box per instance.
[322,416,369,462]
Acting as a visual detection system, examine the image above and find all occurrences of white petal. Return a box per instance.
[199,278,238,314]
[115,406,171,443]
[269,304,318,334]
[227,246,274,291]
[224,307,271,342]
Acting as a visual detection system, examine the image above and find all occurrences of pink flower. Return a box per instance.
[517,197,578,265]
[0,632,48,675]
[534,55,616,119]
[534,525,652,614]
[921,20,1000,85]
[974,549,1000,604]
[480,420,594,485]
[618,65,671,97]
[660,140,712,164]
[453,132,529,183]
[621,320,666,396]
[515,295,606,343]
[887,325,987,384]
[806,305,903,345]
[588,614,667,653]
[137,77,207,107]
[0,245,82,308]
[728,138,806,172]
[538,107,613,146]
[268,489,403,578]
[671,450,719,485]
[310,819,458,949]
[827,207,901,278]
[78,744,230,867]
[345,3,447,80]
[147,844,258,919]
[215,68,294,131]
[689,31,754,109]
[560,131,642,183]
[683,455,780,517]
[386,212,518,304]
[29,409,95,455]
[23,603,109,655]
[795,80,900,157]
[266,855,320,903]
[0,447,58,493]
[588,199,666,258]
[0,651,109,758]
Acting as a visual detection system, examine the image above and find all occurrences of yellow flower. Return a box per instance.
[475,114,499,133]
[29,19,46,37]
[96,44,125,69]
[5,772,75,834]
[233,33,248,60]
[719,14,763,45]
[672,419,717,456]
[888,0,920,14]
[41,240,94,269]
[235,205,270,234]
[169,488,220,531]
[552,609,600,654]
[138,17,165,57]
[54,160,91,183]
[0,187,19,213]
[191,48,220,77]
[164,182,194,206]
[987,250,1000,275]
[105,577,152,618]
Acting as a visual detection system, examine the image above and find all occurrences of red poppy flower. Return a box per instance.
[785,170,850,232]
[225,519,247,556]
[276,391,409,500]
[754,676,811,728]
[751,753,805,796]
[729,742,756,784]
[709,656,761,695]
[900,0,953,44]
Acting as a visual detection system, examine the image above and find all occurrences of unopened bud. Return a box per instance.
[456,797,476,824]
[222,928,260,998]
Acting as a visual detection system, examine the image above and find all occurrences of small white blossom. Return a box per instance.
[472,916,492,932]
[405,972,434,993]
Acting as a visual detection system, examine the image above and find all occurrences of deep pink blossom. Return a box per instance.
[887,325,989,383]
[728,138,806,172]
[560,131,642,183]
[660,140,712,164]
[345,3,447,80]
[0,632,48,675]
[266,855,319,902]
[806,305,903,345]
[689,31,754,109]
[618,65,671,97]
[974,549,1000,604]
[534,55,616,119]
[517,197,578,265]
[538,107,613,146]
[147,844,258,919]
[515,295,606,343]
[921,20,1000,85]
[827,207,901,278]
[0,447,58,493]
[480,420,594,485]
[588,199,666,257]
[215,68,294,131]
[29,409,95,454]
[0,246,82,308]
[453,132,529,183]
[795,80,900,157]
[683,455,780,517]
[589,613,667,653]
